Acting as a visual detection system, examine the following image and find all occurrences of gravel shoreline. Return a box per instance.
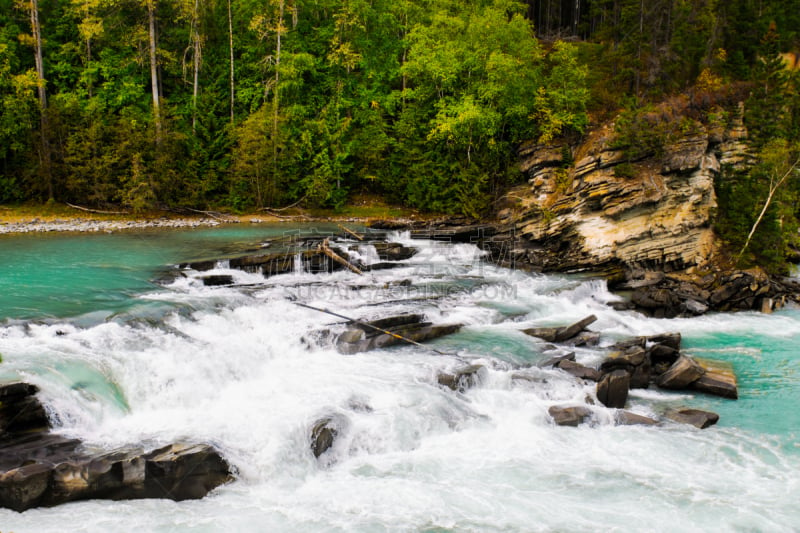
[0,217,225,234]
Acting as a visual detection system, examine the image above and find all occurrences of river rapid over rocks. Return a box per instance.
[0,224,798,531]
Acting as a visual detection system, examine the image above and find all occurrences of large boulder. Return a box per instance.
[0,383,48,437]
[596,370,630,408]
[656,355,705,389]
[690,359,738,399]
[372,242,418,261]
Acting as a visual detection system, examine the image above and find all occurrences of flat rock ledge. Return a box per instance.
[0,382,232,512]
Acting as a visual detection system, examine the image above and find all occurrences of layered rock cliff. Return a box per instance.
[494,108,752,275]
[485,104,800,316]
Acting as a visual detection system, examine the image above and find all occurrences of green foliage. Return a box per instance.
[0,0,796,231]
[716,140,800,274]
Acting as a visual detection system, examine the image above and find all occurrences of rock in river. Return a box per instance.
[0,382,232,512]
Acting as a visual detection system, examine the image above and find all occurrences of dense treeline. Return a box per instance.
[0,0,798,228]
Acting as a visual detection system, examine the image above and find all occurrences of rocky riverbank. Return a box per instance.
[0,216,225,234]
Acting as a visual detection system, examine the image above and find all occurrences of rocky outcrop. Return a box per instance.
[489,106,800,314]
[0,382,232,512]
[495,120,735,273]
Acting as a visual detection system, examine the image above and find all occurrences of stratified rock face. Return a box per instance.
[496,111,752,274]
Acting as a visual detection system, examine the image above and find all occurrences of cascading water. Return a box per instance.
[0,224,798,531]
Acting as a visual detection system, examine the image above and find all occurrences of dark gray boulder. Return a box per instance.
[372,242,418,261]
[201,275,234,286]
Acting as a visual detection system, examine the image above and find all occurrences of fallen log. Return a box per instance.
[319,238,363,275]
[338,224,364,241]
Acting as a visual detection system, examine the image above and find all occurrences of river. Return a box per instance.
[0,224,798,531]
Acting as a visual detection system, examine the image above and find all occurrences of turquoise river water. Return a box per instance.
[0,224,798,532]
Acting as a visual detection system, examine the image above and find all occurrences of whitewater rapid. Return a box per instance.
[0,230,798,531]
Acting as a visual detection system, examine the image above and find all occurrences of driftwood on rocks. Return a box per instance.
[336,314,462,355]
[319,238,363,275]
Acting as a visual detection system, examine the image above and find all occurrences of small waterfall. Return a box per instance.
[293,251,306,274]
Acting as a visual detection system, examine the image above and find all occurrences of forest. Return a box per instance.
[1,0,799,235]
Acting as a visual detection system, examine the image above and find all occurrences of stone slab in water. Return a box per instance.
[556,359,602,381]
[615,411,658,426]
[666,409,719,429]
[549,405,592,427]
[523,315,597,343]
[656,355,705,389]
[690,359,738,399]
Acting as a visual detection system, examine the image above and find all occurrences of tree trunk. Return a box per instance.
[148,0,162,145]
[191,0,202,133]
[228,0,235,124]
[738,155,800,260]
[30,0,52,200]
[271,0,284,206]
